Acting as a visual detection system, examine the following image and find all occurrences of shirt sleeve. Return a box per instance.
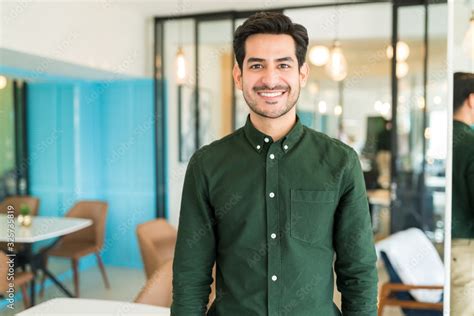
[171,151,216,316]
[467,152,474,216]
[333,148,378,316]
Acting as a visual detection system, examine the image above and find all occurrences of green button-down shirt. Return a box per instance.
[452,120,474,239]
[171,115,378,316]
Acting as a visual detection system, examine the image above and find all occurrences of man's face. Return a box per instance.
[233,33,309,119]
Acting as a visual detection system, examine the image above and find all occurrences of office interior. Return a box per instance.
[0,0,472,315]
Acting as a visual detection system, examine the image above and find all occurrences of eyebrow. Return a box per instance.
[247,57,295,63]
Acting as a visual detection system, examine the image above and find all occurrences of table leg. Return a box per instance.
[24,244,36,306]
[39,267,75,298]
[30,278,35,306]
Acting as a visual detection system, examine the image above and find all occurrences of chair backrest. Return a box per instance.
[380,251,414,302]
[136,219,177,279]
[134,259,173,307]
[134,259,216,310]
[0,251,9,292]
[61,201,108,249]
[376,228,444,303]
[0,196,39,216]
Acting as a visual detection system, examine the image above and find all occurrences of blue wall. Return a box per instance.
[27,79,156,268]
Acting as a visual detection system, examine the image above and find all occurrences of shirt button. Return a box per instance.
[271,275,278,282]
[284,144,289,150]
[271,233,276,239]
[269,154,275,160]
[256,145,261,150]
[264,137,270,143]
[269,192,275,198]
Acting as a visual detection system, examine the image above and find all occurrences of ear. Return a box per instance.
[468,93,474,109]
[299,62,310,88]
[233,63,243,91]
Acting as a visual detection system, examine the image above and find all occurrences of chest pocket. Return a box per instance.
[290,189,337,244]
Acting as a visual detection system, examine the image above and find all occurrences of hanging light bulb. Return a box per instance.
[176,47,186,85]
[0,76,7,90]
[386,41,410,61]
[396,61,409,79]
[463,11,474,60]
[309,45,330,66]
[318,100,327,114]
[326,41,348,81]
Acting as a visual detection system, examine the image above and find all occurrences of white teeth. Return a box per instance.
[259,92,283,97]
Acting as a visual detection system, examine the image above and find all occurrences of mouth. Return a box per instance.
[256,90,287,101]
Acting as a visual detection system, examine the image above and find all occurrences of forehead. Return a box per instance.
[244,33,296,61]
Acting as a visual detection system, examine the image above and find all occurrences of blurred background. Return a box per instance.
[0,0,470,315]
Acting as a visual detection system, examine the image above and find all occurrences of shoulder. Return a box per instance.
[302,126,358,164]
[190,128,245,164]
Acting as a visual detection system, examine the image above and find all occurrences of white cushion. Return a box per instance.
[376,228,444,303]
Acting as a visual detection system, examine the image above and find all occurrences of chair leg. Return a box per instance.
[72,259,79,297]
[21,284,30,308]
[378,284,389,316]
[95,252,110,289]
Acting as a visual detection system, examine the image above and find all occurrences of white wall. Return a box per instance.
[453,0,474,72]
[0,1,154,78]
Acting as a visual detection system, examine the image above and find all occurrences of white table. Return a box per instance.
[16,298,170,315]
[0,214,92,304]
[0,214,92,243]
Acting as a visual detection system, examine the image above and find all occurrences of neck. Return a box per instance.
[454,107,473,126]
[249,110,297,141]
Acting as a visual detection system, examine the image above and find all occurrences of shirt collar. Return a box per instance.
[454,119,472,132]
[243,114,304,153]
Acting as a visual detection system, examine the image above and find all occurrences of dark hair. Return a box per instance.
[454,72,474,113]
[233,12,309,71]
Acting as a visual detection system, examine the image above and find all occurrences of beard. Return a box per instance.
[242,82,300,119]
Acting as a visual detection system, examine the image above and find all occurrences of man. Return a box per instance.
[171,12,378,316]
[451,72,474,316]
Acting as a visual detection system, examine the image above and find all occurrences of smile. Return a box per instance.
[257,91,286,98]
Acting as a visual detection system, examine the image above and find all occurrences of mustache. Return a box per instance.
[253,85,289,92]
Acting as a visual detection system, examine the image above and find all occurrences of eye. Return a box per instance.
[249,64,263,69]
[279,64,290,69]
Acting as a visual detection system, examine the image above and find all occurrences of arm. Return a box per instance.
[171,151,216,316]
[468,152,474,218]
[333,149,378,316]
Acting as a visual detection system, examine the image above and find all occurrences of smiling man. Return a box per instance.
[171,12,378,316]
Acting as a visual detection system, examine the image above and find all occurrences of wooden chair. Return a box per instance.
[378,251,443,316]
[0,251,34,309]
[134,258,216,310]
[0,195,39,216]
[39,201,109,297]
[136,219,177,280]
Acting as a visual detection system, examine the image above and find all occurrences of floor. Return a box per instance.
[3,257,403,316]
[2,258,146,316]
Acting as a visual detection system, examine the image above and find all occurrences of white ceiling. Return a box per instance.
[113,0,355,17]
[29,0,369,17]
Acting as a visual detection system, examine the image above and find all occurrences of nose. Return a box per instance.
[260,67,280,89]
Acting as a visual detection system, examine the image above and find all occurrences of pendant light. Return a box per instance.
[386,41,410,61]
[326,3,348,81]
[0,76,7,90]
[176,47,186,85]
[326,41,348,81]
[309,45,330,66]
[176,0,186,85]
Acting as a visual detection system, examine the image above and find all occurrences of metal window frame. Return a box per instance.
[153,0,446,220]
